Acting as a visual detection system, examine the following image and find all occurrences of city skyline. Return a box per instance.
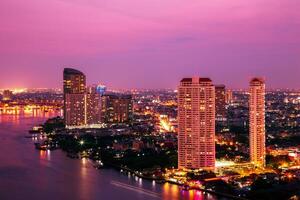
[0,69,299,91]
[1,1,300,199]
[1,0,300,89]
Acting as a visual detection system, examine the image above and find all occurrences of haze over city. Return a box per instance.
[1,0,299,89]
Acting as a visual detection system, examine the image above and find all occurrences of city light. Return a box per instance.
[0,0,299,199]
[215,160,235,168]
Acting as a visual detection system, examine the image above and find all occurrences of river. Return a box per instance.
[0,110,219,200]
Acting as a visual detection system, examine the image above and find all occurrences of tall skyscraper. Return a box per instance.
[215,85,226,121]
[249,78,266,167]
[63,68,86,126]
[178,77,215,170]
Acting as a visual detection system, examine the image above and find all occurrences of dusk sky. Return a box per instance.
[0,0,299,89]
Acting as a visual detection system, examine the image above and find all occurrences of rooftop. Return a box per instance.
[64,68,85,75]
[180,77,212,83]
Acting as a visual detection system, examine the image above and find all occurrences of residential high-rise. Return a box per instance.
[65,93,86,126]
[249,78,266,167]
[178,77,215,170]
[65,92,102,126]
[101,94,133,123]
[215,85,226,121]
[63,68,86,126]
[86,90,102,125]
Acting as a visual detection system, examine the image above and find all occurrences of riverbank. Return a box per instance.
[0,112,221,200]
[58,151,245,200]
[30,118,241,200]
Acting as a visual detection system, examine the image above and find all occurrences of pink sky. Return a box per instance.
[0,0,299,89]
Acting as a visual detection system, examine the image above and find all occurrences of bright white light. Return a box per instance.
[215,160,235,167]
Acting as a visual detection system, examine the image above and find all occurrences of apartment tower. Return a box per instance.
[178,77,215,170]
[249,78,266,167]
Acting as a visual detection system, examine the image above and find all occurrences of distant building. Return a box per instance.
[178,77,215,170]
[215,85,226,121]
[63,68,86,126]
[249,78,266,167]
[225,89,233,104]
[86,85,97,94]
[2,90,13,101]
[96,84,107,96]
[101,94,133,123]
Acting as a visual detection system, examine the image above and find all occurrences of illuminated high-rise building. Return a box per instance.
[101,94,133,123]
[63,68,86,94]
[215,85,226,121]
[65,93,101,126]
[63,68,86,126]
[85,90,102,125]
[65,93,86,126]
[178,77,215,170]
[249,78,266,167]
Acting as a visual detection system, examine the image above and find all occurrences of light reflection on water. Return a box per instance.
[0,108,218,200]
[0,108,63,122]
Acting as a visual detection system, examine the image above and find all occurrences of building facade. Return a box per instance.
[101,94,133,123]
[178,77,215,170]
[65,93,86,126]
[85,92,102,125]
[65,93,102,126]
[249,78,266,167]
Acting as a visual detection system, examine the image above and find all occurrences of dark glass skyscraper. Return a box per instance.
[63,68,86,94]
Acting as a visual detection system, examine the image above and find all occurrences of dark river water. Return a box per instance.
[0,110,218,200]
